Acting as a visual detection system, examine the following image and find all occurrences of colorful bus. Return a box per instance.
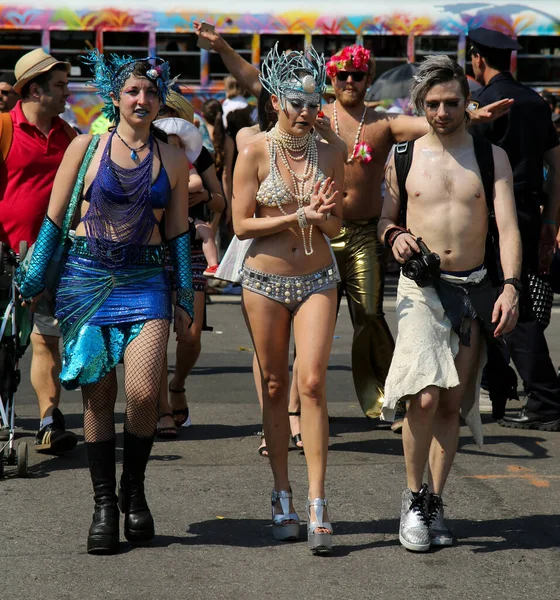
[1,0,559,131]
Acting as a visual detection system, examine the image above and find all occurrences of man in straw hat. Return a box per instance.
[0,48,78,454]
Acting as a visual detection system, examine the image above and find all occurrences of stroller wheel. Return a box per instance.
[16,441,28,478]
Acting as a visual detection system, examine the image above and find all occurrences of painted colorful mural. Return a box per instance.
[1,1,558,131]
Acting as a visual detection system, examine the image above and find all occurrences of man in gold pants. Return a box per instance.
[323,46,430,417]
[331,220,394,417]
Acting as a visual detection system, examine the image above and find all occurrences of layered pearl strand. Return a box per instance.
[266,124,320,255]
[333,101,368,164]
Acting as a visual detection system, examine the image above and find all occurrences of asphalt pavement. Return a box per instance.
[1,279,559,600]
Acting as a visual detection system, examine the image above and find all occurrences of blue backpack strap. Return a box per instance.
[394,141,414,227]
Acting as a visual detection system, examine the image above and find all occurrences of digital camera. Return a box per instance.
[401,237,441,287]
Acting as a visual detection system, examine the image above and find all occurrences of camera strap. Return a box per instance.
[394,141,414,227]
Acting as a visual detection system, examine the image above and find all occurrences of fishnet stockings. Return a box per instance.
[81,319,170,441]
[123,319,169,437]
[82,370,118,442]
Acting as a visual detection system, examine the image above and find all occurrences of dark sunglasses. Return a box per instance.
[336,71,367,82]
[0,89,15,96]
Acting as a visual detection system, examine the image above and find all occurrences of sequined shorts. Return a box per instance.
[241,263,339,312]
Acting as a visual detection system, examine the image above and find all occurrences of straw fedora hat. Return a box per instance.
[165,89,195,124]
[14,48,71,94]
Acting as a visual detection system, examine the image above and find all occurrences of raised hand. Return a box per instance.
[193,20,226,53]
[469,98,513,123]
[305,178,338,224]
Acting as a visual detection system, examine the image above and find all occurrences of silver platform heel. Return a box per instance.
[271,489,300,541]
[306,498,333,554]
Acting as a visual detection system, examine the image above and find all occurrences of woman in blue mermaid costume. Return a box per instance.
[17,52,194,555]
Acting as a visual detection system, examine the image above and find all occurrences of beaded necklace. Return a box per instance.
[115,128,150,160]
[333,101,368,164]
[83,130,157,267]
[266,124,319,255]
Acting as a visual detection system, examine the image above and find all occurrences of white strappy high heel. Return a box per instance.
[271,489,300,541]
[307,498,333,554]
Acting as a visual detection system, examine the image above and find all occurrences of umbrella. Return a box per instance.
[365,63,419,102]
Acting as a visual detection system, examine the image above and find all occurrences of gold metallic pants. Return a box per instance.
[331,218,395,418]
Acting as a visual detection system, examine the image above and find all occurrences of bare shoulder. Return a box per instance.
[67,133,93,153]
[236,126,262,151]
[239,135,267,163]
[159,139,188,165]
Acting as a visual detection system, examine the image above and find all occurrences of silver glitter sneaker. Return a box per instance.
[399,484,430,552]
[426,493,453,546]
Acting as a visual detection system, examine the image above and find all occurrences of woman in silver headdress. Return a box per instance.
[233,44,344,554]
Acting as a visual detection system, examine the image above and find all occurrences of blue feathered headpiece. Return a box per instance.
[82,50,171,123]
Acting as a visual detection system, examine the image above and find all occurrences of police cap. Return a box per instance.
[468,27,523,51]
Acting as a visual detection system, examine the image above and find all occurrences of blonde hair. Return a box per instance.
[224,75,245,99]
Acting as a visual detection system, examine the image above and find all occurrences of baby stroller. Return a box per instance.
[0,241,31,478]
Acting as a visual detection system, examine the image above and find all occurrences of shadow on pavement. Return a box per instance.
[147,513,559,554]
[329,430,550,460]
[458,433,550,459]
[149,517,401,554]
[453,514,560,552]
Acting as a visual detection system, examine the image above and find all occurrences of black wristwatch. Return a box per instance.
[503,278,523,294]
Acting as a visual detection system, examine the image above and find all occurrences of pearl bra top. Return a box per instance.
[255,167,326,207]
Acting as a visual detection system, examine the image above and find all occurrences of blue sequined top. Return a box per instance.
[83,138,171,209]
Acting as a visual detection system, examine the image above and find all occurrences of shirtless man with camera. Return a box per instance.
[378,55,521,552]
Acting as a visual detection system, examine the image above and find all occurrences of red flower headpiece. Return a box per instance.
[326,45,371,78]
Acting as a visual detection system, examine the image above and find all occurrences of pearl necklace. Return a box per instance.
[266,125,319,255]
[333,101,368,164]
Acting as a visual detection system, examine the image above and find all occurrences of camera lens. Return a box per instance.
[403,261,420,279]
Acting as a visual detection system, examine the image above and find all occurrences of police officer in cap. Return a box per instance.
[468,27,560,431]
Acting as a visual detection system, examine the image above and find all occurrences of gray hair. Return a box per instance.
[409,55,470,116]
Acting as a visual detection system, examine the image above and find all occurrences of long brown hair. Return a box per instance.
[202,98,225,171]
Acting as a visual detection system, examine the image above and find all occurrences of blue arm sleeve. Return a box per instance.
[167,230,194,321]
[16,216,61,302]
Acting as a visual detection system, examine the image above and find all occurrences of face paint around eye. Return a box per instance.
[284,91,322,110]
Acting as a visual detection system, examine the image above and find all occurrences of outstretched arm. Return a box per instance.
[388,99,513,143]
[491,145,521,337]
[193,21,262,97]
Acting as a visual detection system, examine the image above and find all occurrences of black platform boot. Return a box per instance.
[118,430,155,544]
[86,439,120,555]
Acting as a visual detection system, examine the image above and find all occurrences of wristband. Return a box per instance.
[203,191,213,204]
[16,216,61,302]
[384,225,409,249]
[503,277,523,294]
[543,218,556,225]
[167,230,194,321]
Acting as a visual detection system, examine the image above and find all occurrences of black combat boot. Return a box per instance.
[86,439,119,555]
[118,430,155,544]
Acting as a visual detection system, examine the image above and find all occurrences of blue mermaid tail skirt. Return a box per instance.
[56,249,171,389]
